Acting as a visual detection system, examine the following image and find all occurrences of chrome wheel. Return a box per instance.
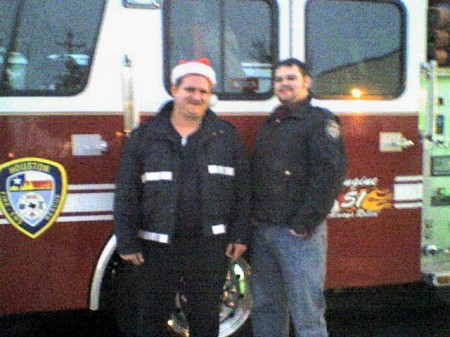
[167,258,252,337]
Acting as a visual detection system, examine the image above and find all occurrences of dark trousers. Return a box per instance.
[133,236,229,337]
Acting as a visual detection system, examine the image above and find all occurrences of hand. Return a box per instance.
[120,252,145,265]
[289,229,311,239]
[226,243,248,262]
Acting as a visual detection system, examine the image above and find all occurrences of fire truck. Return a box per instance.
[1,0,450,336]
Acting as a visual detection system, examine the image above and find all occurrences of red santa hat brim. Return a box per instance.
[171,58,217,86]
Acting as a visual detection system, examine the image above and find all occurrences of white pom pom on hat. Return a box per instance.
[171,58,217,86]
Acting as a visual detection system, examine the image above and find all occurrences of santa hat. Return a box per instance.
[171,58,217,86]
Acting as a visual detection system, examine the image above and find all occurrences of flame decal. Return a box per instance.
[360,189,392,211]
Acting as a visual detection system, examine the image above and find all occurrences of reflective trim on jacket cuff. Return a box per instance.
[138,230,170,243]
[141,171,173,182]
[212,224,227,234]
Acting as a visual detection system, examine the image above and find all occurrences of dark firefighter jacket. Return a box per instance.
[251,97,347,234]
[114,101,251,255]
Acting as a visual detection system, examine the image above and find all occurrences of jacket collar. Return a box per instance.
[290,96,312,119]
[270,95,312,121]
[154,100,220,137]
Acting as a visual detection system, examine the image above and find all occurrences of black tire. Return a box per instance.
[98,254,139,336]
[99,254,253,337]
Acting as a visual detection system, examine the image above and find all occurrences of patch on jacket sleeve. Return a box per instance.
[325,119,341,140]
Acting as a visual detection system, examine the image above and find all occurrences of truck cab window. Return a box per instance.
[305,0,405,100]
[164,0,277,100]
[0,0,105,96]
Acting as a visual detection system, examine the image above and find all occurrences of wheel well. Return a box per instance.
[89,235,118,311]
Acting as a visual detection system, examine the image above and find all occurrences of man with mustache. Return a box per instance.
[250,58,347,337]
[114,58,250,337]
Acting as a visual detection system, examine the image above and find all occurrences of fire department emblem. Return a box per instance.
[0,158,68,238]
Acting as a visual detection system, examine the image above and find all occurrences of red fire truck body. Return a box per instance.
[1,1,450,335]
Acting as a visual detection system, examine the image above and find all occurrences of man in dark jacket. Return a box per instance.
[114,58,250,337]
[250,58,347,337]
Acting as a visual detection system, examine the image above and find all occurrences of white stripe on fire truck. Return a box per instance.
[57,214,114,222]
[393,202,423,209]
[393,175,423,209]
[393,175,423,183]
[68,184,115,191]
[0,184,115,224]
[62,193,114,212]
[0,177,429,226]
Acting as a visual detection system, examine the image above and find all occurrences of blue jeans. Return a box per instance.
[250,222,328,337]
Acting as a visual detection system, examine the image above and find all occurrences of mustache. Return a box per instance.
[187,99,204,105]
[278,85,292,91]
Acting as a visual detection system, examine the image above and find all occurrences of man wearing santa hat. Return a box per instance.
[114,58,250,337]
